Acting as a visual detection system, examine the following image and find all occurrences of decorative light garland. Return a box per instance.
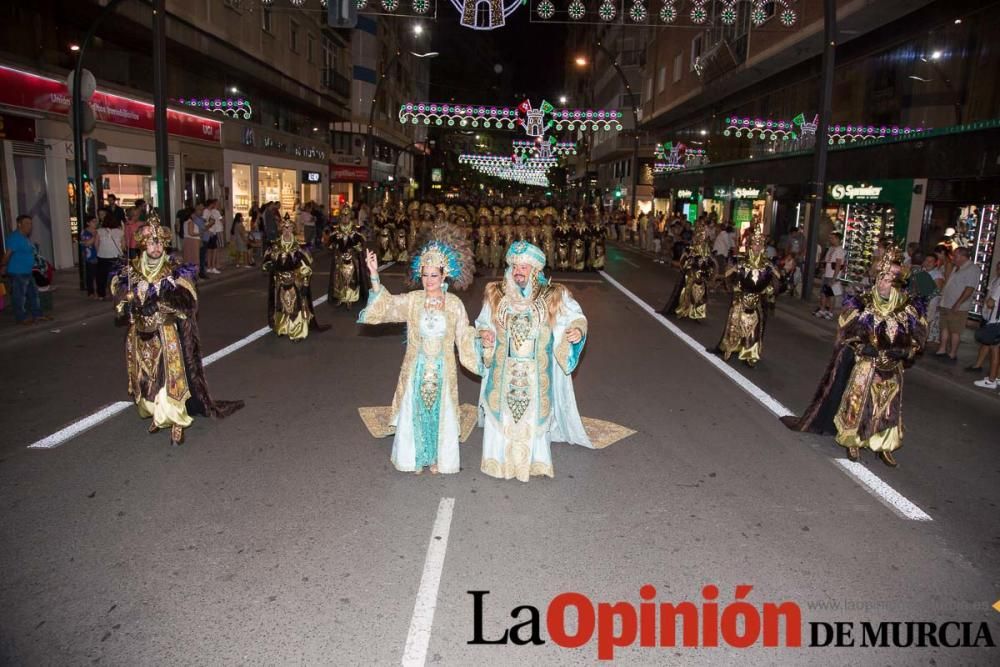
[536,0,555,19]
[724,115,798,141]
[177,96,252,120]
[568,0,586,20]
[629,1,648,23]
[399,100,623,133]
[598,0,617,22]
[452,0,522,30]
[659,1,677,24]
[512,138,578,157]
[722,113,926,143]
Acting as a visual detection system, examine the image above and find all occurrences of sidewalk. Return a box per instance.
[609,240,998,399]
[0,251,276,348]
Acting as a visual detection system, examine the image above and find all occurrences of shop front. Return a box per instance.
[920,178,1000,317]
[673,188,700,223]
[0,64,222,268]
[729,186,767,232]
[824,179,914,284]
[329,162,369,212]
[223,122,329,227]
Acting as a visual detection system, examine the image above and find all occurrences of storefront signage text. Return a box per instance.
[0,65,222,143]
[302,170,322,183]
[830,183,884,201]
[243,130,327,161]
[733,187,762,199]
[330,165,370,182]
[677,189,694,198]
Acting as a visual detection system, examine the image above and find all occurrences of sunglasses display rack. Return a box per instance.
[837,204,894,284]
[963,204,998,317]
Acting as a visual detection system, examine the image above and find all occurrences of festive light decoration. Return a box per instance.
[355,0,369,9]
[599,0,617,22]
[461,155,552,187]
[536,0,555,19]
[659,1,677,24]
[724,116,798,141]
[780,7,797,27]
[568,0,586,20]
[177,96,253,120]
[827,123,926,144]
[398,101,623,133]
[690,1,708,24]
[453,0,522,30]
[412,0,431,12]
[750,5,767,25]
[629,1,648,22]
[722,113,926,144]
[652,141,708,173]
[751,0,798,27]
[381,0,400,10]
[289,0,306,6]
[512,138,578,157]
[720,3,737,25]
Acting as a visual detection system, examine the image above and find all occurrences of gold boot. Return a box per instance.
[170,425,184,447]
[878,451,898,468]
[847,446,860,462]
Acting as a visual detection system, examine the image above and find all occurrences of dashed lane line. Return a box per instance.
[401,497,455,667]
[598,269,933,523]
[27,263,392,450]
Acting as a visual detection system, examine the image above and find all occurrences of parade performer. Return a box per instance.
[712,228,779,367]
[475,241,592,482]
[587,215,606,271]
[111,214,243,446]
[326,209,368,309]
[375,217,395,263]
[781,247,927,467]
[554,215,572,270]
[357,240,479,475]
[263,217,326,341]
[661,224,715,320]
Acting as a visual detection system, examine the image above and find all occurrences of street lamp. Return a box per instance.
[559,95,567,105]
[413,24,423,36]
[366,46,438,204]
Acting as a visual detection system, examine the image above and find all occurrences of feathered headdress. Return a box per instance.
[875,242,905,284]
[409,240,474,291]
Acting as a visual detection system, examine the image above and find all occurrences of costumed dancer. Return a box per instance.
[111,214,244,447]
[712,227,780,367]
[326,208,369,309]
[357,240,479,475]
[475,241,592,482]
[587,214,606,271]
[661,224,715,319]
[263,217,327,341]
[554,215,572,271]
[570,218,587,272]
[781,247,927,467]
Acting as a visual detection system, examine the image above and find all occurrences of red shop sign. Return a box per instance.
[0,65,221,143]
[330,165,370,182]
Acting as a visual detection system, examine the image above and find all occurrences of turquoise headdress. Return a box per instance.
[505,241,546,270]
[410,240,474,291]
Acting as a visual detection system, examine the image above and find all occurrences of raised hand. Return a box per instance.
[566,328,583,344]
[480,330,495,347]
[365,249,379,277]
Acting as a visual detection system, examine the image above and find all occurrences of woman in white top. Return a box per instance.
[970,260,1000,389]
[96,218,125,300]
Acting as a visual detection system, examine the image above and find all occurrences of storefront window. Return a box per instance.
[258,166,297,213]
[102,164,152,208]
[232,164,252,222]
[830,203,896,284]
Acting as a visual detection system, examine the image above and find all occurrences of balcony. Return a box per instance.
[322,69,351,100]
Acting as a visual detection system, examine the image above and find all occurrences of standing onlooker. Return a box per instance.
[935,247,981,361]
[1,215,50,324]
[910,254,944,346]
[815,232,845,320]
[712,224,735,279]
[80,214,100,298]
[175,199,193,241]
[96,214,125,300]
[184,203,207,278]
[231,213,249,268]
[204,199,223,274]
[972,271,1000,390]
[299,202,316,248]
[124,206,142,259]
[263,201,279,247]
[105,194,127,227]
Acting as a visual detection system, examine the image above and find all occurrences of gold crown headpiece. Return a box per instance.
[135,210,172,244]
[875,242,904,282]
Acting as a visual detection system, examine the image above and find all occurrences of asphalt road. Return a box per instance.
[0,247,998,665]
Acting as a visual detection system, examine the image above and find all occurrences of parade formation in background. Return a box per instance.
[263,217,327,341]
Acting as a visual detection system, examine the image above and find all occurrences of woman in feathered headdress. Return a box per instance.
[357,239,479,475]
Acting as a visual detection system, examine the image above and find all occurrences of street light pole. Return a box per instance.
[803,0,837,302]
[593,41,641,218]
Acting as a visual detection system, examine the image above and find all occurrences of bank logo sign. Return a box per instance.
[830,183,883,201]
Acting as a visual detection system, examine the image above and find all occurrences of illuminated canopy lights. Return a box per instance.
[399,100,622,132]
[722,113,926,144]
[177,96,252,120]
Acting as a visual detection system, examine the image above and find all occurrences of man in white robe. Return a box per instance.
[476,241,591,482]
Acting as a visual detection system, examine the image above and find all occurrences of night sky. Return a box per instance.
[427,5,569,107]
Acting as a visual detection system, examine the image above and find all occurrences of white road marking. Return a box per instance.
[834,460,933,521]
[27,402,132,449]
[27,263,393,450]
[598,270,934,523]
[402,497,455,667]
[599,271,792,418]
